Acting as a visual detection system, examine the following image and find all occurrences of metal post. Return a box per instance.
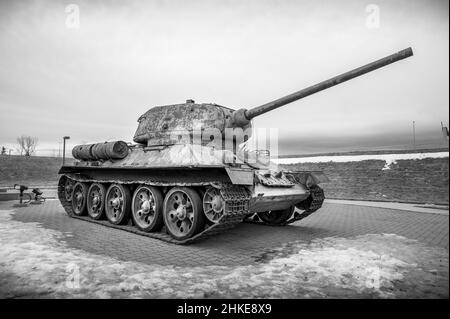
[413,121,416,150]
[63,136,70,165]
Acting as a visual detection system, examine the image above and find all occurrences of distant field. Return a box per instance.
[0,155,74,187]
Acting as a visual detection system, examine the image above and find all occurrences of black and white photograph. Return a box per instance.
[0,0,448,305]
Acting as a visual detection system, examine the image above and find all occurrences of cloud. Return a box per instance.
[0,0,448,155]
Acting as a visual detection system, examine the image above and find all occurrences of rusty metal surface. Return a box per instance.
[133,102,247,146]
[72,141,129,161]
[68,144,242,169]
[249,183,309,212]
[246,186,325,225]
[60,168,231,187]
[224,167,254,185]
[255,170,295,187]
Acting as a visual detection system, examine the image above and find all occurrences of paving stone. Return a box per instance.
[1,200,448,267]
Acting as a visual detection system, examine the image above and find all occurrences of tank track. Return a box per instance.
[58,175,250,245]
[244,186,325,226]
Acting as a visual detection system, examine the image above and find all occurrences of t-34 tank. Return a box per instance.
[58,48,413,244]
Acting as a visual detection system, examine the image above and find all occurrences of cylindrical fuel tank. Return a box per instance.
[72,141,129,161]
[91,142,110,159]
[92,141,129,160]
[72,144,95,161]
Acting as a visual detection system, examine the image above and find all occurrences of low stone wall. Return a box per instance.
[0,155,74,187]
[281,157,449,204]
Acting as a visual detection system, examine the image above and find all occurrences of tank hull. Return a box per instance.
[58,166,312,214]
[58,144,325,243]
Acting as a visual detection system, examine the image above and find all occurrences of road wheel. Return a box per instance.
[87,183,107,220]
[163,187,205,240]
[257,206,295,225]
[64,177,75,202]
[131,185,164,232]
[105,184,131,225]
[72,182,88,216]
[203,187,225,224]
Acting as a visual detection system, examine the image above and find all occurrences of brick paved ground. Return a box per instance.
[2,199,447,267]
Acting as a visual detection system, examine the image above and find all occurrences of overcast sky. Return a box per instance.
[0,0,448,155]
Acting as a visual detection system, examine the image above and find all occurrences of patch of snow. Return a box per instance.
[0,210,447,298]
[274,152,449,170]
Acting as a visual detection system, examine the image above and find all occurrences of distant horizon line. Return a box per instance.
[2,145,448,159]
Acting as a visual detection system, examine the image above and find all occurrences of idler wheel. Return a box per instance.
[163,187,205,240]
[105,184,131,225]
[203,187,225,224]
[257,206,295,225]
[72,182,89,216]
[131,185,164,232]
[87,183,107,220]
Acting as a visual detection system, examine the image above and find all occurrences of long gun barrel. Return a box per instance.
[230,47,413,126]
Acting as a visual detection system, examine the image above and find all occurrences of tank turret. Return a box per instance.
[134,47,413,147]
[133,100,244,146]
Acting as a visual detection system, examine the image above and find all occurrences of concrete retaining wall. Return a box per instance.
[281,157,449,204]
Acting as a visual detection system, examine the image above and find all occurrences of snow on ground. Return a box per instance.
[274,152,449,170]
[0,209,447,298]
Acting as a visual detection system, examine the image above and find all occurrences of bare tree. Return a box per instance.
[16,135,38,156]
